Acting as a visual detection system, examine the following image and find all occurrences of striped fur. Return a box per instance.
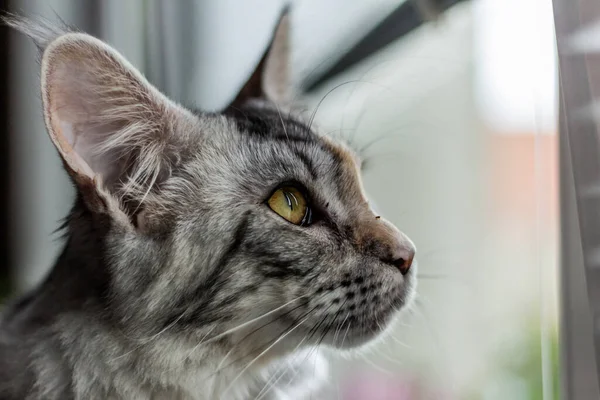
[0,13,417,400]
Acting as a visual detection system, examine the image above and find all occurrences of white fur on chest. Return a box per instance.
[175,348,329,400]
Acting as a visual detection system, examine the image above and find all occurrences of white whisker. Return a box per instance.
[333,313,350,346]
[281,343,320,394]
[112,295,305,365]
[184,325,217,360]
[339,319,352,349]
[372,344,404,367]
[221,315,310,398]
[210,295,308,390]
[332,315,350,400]
[275,103,290,140]
[378,321,410,349]
[254,334,311,400]
[110,311,187,362]
[201,295,307,348]
[360,355,393,375]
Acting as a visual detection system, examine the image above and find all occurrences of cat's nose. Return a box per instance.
[381,239,415,275]
[358,216,416,275]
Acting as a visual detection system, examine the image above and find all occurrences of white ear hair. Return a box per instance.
[5,15,196,215]
[40,32,173,191]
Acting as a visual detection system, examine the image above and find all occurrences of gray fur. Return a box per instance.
[0,14,417,400]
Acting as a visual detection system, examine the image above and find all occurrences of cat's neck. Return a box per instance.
[4,197,112,329]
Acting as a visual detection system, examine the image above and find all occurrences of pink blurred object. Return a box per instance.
[341,371,416,400]
[340,370,453,400]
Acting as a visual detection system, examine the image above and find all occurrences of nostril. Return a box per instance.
[363,223,416,275]
[393,255,413,275]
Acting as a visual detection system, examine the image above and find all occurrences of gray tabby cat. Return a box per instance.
[0,12,417,400]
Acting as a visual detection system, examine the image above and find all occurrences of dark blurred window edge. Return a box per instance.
[303,0,468,92]
[0,0,9,299]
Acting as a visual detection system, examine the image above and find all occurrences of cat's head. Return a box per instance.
[7,13,416,356]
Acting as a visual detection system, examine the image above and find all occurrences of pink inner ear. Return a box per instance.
[46,110,94,179]
[49,103,105,181]
[41,32,193,202]
[60,120,97,178]
[46,54,121,184]
[42,34,150,191]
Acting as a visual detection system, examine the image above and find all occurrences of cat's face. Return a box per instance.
[116,105,417,353]
[14,13,416,358]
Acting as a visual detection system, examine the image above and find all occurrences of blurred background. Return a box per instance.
[0,0,563,399]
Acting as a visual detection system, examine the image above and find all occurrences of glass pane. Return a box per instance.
[302,1,559,398]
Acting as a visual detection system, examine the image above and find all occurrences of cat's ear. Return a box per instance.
[6,17,195,222]
[229,10,291,107]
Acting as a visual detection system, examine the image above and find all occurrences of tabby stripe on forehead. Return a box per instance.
[248,136,318,180]
[228,109,315,143]
[245,130,315,146]
[293,149,318,180]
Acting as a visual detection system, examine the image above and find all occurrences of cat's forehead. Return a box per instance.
[225,104,359,163]
[224,105,319,143]
[225,104,362,181]
[181,103,366,209]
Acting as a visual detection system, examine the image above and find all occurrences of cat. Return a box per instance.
[0,11,417,400]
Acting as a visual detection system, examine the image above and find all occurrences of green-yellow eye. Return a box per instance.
[267,186,311,225]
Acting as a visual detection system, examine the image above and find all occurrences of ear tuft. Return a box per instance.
[2,13,72,53]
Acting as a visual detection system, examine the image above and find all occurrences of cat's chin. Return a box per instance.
[324,310,403,351]
[319,296,414,351]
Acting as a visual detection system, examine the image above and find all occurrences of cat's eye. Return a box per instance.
[267,186,312,226]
